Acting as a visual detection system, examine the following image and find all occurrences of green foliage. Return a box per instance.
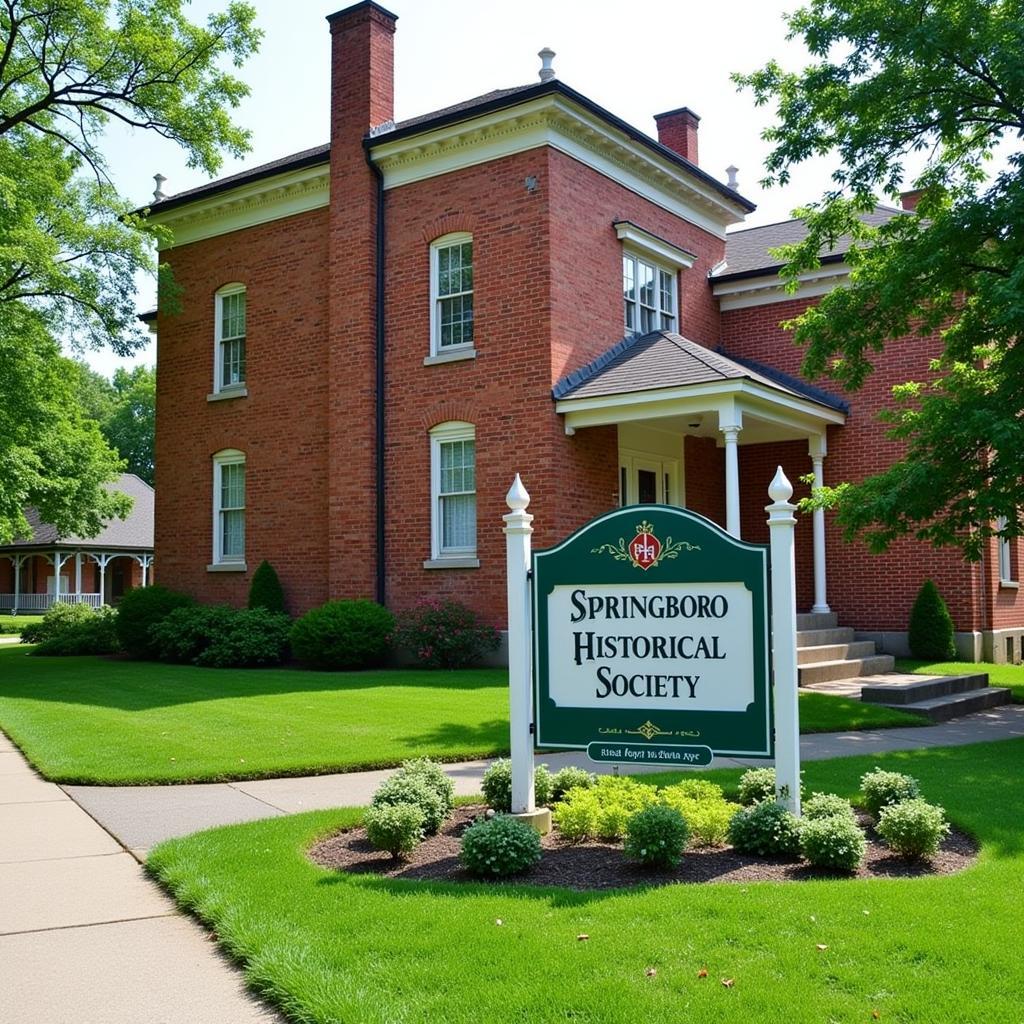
[551,776,659,841]
[193,609,291,669]
[623,804,689,869]
[290,599,394,671]
[392,600,501,668]
[738,767,804,806]
[658,783,740,847]
[549,766,596,803]
[481,759,552,812]
[395,759,455,814]
[735,0,1024,556]
[363,803,424,861]
[799,814,867,872]
[149,605,237,664]
[101,366,155,485]
[860,769,921,817]
[803,792,858,823]
[19,601,96,644]
[727,801,802,858]
[459,815,542,878]
[115,585,194,659]
[908,580,957,659]
[248,560,286,614]
[30,606,119,656]
[877,799,951,859]
[372,775,446,836]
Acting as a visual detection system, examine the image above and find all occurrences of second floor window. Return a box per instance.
[431,234,474,353]
[623,253,676,335]
[216,286,246,391]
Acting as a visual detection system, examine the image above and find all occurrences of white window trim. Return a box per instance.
[621,249,678,336]
[429,232,475,359]
[997,516,1017,586]
[427,421,479,567]
[614,221,697,270]
[213,283,247,395]
[210,449,246,570]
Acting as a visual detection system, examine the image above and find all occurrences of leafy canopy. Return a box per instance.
[736,0,1024,557]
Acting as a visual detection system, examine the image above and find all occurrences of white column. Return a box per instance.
[504,475,536,816]
[719,413,743,538]
[141,555,150,588]
[809,436,830,614]
[75,553,82,599]
[766,467,801,816]
[13,555,21,614]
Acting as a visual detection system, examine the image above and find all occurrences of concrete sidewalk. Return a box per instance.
[0,734,280,1024]
[63,704,1024,855]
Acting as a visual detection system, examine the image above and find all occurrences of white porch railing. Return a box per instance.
[0,593,102,612]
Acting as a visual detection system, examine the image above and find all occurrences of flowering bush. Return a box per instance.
[371,775,447,835]
[396,758,455,813]
[549,766,596,803]
[481,759,551,812]
[392,599,500,669]
[363,803,425,860]
[799,815,867,871]
[624,804,689,868]
[860,769,921,817]
[738,767,805,806]
[727,800,802,857]
[876,799,950,859]
[460,815,541,877]
[803,792,858,823]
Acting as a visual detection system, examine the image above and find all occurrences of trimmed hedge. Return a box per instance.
[392,599,501,668]
[460,815,542,878]
[148,605,290,668]
[116,585,194,659]
[908,579,956,659]
[290,599,394,670]
[248,560,286,614]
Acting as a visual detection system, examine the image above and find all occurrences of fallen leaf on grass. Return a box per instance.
[644,968,657,978]
[495,919,503,926]
[721,978,735,988]
[697,968,708,979]
[577,934,589,942]
[871,1012,880,1020]
[816,944,828,951]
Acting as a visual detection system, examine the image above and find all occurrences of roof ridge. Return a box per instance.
[662,332,733,379]
[716,347,849,412]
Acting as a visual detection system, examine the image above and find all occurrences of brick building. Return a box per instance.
[144,0,1024,665]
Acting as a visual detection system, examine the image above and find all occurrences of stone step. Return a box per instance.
[871,687,1012,723]
[796,611,839,631]
[797,641,879,666]
[799,654,896,686]
[796,627,856,648]
[861,672,990,706]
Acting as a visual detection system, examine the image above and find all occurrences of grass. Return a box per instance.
[897,657,1024,703]
[147,738,1024,1024]
[0,647,926,785]
[0,613,45,635]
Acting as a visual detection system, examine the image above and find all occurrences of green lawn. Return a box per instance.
[897,658,1024,702]
[0,647,926,784]
[147,738,1024,1024]
[0,613,45,635]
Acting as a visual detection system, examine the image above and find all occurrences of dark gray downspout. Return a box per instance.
[367,149,386,606]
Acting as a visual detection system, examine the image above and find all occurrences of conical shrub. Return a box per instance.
[247,560,286,614]
[908,579,956,659]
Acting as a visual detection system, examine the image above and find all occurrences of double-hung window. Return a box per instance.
[214,285,246,393]
[997,516,1016,584]
[212,450,245,568]
[428,422,477,565]
[622,253,676,334]
[430,233,474,356]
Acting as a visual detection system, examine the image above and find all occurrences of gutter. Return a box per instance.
[366,147,387,607]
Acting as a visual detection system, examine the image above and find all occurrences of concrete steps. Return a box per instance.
[797,640,878,666]
[799,654,896,686]
[859,672,1011,722]
[796,613,895,685]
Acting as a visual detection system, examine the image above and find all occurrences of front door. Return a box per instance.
[619,452,679,506]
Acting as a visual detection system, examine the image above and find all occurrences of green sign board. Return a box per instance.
[532,504,772,762]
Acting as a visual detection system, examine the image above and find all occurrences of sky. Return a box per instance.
[89,0,850,376]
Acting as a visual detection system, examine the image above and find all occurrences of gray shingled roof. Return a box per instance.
[0,474,154,551]
[553,330,847,412]
[720,205,905,278]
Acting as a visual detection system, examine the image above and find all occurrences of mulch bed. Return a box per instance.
[309,805,977,890]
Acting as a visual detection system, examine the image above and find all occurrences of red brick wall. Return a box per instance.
[683,436,725,526]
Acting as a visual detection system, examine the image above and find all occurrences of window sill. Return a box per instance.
[423,348,476,367]
[207,562,247,572]
[999,580,1020,590]
[207,387,248,402]
[422,557,480,570]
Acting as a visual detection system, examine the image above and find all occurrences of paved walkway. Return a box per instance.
[63,704,1024,855]
[0,734,280,1024]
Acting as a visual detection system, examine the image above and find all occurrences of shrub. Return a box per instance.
[248,560,286,614]
[551,776,658,841]
[800,815,867,871]
[908,579,957,659]
[552,791,599,841]
[624,804,689,868]
[196,608,291,668]
[290,599,394,670]
[372,775,447,835]
[876,799,950,859]
[860,769,921,817]
[395,758,455,813]
[20,602,96,644]
[660,778,724,803]
[460,815,542,878]
[803,792,858,823]
[392,599,501,669]
[116,585,194,659]
[30,607,120,656]
[481,759,552,812]
[737,767,804,806]
[550,766,596,803]
[658,785,740,846]
[149,605,237,664]
[727,800,802,857]
[363,803,425,860]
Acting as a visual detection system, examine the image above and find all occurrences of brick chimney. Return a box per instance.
[654,107,700,165]
[901,188,924,211]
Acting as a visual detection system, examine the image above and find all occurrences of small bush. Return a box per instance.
[624,804,690,868]
[661,778,724,803]
[727,801,802,857]
[876,799,950,859]
[149,605,237,664]
[20,602,96,644]
[550,766,596,803]
[659,785,740,847]
[460,815,542,878]
[148,605,290,668]
[738,767,804,806]
[116,585,194,659]
[860,768,921,817]
[248,560,286,614]
[803,792,858,823]
[552,793,599,841]
[392,599,501,669]
[908,579,956,659]
[372,775,447,835]
[363,802,425,860]
[551,776,659,841]
[395,758,455,813]
[800,815,867,871]
[481,759,552,812]
[290,599,394,670]
[30,607,120,656]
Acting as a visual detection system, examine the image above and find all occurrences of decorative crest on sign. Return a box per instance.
[626,720,672,741]
[591,520,700,571]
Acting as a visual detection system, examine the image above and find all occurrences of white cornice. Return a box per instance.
[145,163,330,250]
[712,263,850,311]
[614,221,696,269]
[370,95,749,239]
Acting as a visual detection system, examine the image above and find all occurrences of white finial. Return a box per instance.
[153,173,167,202]
[538,47,556,82]
[506,473,531,511]
[768,466,793,503]
[726,165,739,190]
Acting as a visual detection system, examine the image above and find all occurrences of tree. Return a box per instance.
[103,365,155,484]
[736,0,1024,558]
[0,1,260,541]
